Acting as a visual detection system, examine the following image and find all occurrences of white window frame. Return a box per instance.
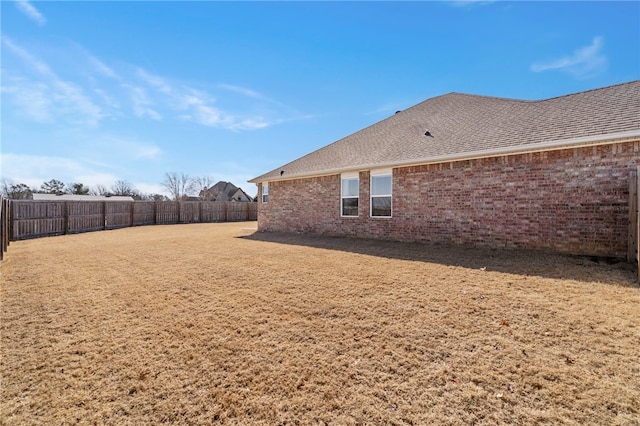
[261,182,269,203]
[370,168,392,218]
[340,172,359,217]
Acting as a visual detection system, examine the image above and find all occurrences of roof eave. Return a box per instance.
[248,129,640,184]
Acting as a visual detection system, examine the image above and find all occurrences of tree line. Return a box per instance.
[1,172,222,201]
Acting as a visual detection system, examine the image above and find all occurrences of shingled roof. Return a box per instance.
[250,81,640,183]
[200,181,253,202]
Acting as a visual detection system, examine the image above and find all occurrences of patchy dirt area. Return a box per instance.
[1,222,639,425]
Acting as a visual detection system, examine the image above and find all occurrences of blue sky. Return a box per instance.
[2,1,639,197]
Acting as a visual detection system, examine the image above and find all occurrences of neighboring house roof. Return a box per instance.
[32,194,135,201]
[229,188,253,202]
[200,181,253,201]
[250,80,640,183]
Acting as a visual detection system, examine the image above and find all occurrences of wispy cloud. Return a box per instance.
[109,137,162,160]
[1,134,163,189]
[531,37,607,79]
[219,83,264,99]
[88,55,120,80]
[1,153,89,187]
[137,70,277,130]
[1,79,52,122]
[124,84,163,120]
[2,36,306,132]
[2,37,53,76]
[2,37,105,125]
[14,0,46,26]
[78,135,163,162]
[137,68,172,95]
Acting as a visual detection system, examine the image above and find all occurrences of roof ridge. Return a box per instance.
[439,91,528,103]
[534,79,640,102]
[445,80,640,104]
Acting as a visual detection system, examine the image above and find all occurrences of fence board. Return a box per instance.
[0,197,3,260]
[133,202,155,226]
[67,202,105,233]
[179,202,200,223]
[201,202,227,222]
[155,202,180,225]
[105,201,132,229]
[12,201,65,239]
[630,169,638,262]
[226,202,247,222]
[1,197,9,260]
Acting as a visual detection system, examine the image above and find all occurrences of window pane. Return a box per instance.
[371,175,391,196]
[371,196,391,217]
[342,197,358,216]
[342,178,359,197]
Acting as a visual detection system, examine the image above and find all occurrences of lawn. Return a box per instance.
[1,222,638,425]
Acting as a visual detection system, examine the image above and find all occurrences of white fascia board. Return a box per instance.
[341,171,359,180]
[252,130,640,183]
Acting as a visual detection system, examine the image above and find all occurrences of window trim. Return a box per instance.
[340,172,359,217]
[370,169,392,218]
[261,182,269,203]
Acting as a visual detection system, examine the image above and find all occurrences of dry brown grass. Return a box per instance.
[1,222,639,425]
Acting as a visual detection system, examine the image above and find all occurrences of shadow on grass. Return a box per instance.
[239,231,638,286]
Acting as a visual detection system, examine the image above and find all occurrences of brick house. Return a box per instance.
[249,81,640,258]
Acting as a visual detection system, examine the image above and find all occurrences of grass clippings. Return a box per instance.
[1,222,639,425]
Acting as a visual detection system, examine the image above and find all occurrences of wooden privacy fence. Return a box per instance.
[629,166,640,283]
[1,196,10,260]
[9,200,257,241]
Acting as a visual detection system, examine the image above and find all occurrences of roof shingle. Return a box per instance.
[250,81,640,183]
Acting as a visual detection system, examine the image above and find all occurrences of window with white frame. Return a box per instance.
[341,172,359,217]
[370,169,392,217]
[261,183,269,203]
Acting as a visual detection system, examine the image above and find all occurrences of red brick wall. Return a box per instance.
[258,141,640,257]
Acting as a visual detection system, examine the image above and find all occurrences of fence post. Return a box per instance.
[629,167,639,284]
[129,201,134,228]
[63,201,69,235]
[629,168,638,262]
[8,199,13,244]
[1,197,5,260]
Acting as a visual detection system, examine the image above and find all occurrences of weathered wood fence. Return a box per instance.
[629,167,640,283]
[1,196,11,260]
[7,200,257,241]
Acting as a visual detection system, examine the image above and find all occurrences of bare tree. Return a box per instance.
[162,172,193,201]
[111,180,140,198]
[1,178,33,199]
[192,175,215,200]
[90,184,110,196]
[148,193,169,202]
[1,178,12,198]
